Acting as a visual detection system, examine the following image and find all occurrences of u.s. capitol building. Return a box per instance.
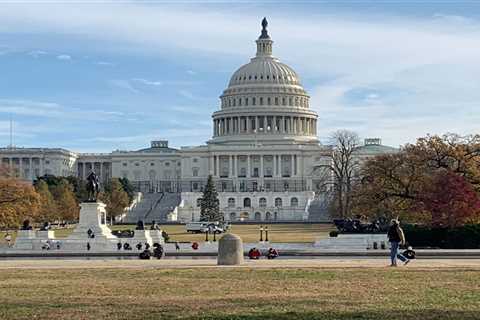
[0,19,396,223]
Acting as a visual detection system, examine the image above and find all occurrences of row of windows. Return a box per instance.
[122,161,180,167]
[221,95,308,108]
[196,197,298,208]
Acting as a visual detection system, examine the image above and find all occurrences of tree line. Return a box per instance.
[328,131,480,228]
[0,165,135,229]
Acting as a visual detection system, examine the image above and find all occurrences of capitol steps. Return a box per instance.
[144,193,182,223]
[122,193,164,223]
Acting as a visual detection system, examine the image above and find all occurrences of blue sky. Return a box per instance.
[1,1,480,152]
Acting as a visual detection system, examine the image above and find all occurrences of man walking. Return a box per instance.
[387,219,409,266]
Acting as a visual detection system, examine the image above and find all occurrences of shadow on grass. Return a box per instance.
[174,310,480,320]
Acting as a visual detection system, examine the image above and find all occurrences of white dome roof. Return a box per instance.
[228,57,301,87]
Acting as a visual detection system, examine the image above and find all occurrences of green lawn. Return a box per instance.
[0,267,479,320]
[1,223,334,244]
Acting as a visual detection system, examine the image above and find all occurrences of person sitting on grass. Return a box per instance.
[266,248,279,259]
[139,249,151,260]
[248,248,261,260]
[153,243,164,259]
[403,246,416,261]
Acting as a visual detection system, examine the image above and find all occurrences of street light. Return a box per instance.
[259,225,264,242]
[205,230,209,242]
[265,226,269,242]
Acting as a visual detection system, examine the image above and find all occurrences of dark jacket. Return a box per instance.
[387,225,401,242]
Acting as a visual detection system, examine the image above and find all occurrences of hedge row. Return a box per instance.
[403,224,480,249]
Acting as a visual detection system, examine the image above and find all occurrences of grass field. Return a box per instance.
[0,267,479,320]
[1,223,334,244]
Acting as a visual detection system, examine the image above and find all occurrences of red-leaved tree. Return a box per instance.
[418,171,480,227]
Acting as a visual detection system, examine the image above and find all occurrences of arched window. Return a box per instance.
[275,198,282,207]
[291,197,298,207]
[274,212,278,220]
[228,198,235,208]
[245,97,249,105]
[252,97,256,105]
[275,97,279,105]
[192,168,199,177]
[259,197,267,208]
[230,212,236,221]
[259,97,263,105]
[254,212,261,221]
[196,198,202,207]
[243,198,251,208]
[265,212,272,220]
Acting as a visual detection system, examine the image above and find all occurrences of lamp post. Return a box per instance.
[259,225,264,242]
[213,231,217,242]
[205,230,209,242]
[265,226,269,242]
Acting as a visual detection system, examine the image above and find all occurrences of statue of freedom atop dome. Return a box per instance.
[260,17,270,39]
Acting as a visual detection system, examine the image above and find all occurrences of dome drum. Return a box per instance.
[209,18,319,145]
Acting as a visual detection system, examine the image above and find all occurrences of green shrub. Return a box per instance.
[403,224,480,249]
[329,230,339,238]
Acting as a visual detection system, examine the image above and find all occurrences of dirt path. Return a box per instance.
[1,258,479,270]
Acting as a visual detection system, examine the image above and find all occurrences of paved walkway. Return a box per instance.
[1,258,479,270]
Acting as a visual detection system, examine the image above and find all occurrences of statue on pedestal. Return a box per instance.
[86,171,100,202]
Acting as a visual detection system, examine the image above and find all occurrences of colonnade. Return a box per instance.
[209,154,298,178]
[77,162,111,182]
[213,115,317,137]
[1,157,43,180]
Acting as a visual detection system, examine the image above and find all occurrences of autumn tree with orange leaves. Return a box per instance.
[0,165,40,228]
[352,134,480,226]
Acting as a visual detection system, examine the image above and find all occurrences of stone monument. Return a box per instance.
[217,233,244,265]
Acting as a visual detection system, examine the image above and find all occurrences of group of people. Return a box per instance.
[41,240,61,250]
[248,247,279,260]
[139,243,164,260]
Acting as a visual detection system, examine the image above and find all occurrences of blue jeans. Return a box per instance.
[390,241,408,265]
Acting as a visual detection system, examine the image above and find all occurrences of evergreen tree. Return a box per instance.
[200,175,222,222]
[35,180,56,223]
[118,177,135,204]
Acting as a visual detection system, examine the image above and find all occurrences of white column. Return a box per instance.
[229,156,233,177]
[260,155,264,178]
[273,154,277,177]
[209,156,214,175]
[246,116,251,133]
[255,116,259,132]
[29,158,33,180]
[233,155,237,178]
[247,155,251,178]
[291,155,295,177]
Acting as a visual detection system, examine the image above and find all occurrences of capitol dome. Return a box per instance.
[210,18,318,145]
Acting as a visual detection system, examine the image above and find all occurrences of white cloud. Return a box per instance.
[95,61,115,66]
[186,70,196,75]
[28,50,47,58]
[178,89,195,100]
[132,78,163,86]
[109,79,140,94]
[56,54,71,60]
